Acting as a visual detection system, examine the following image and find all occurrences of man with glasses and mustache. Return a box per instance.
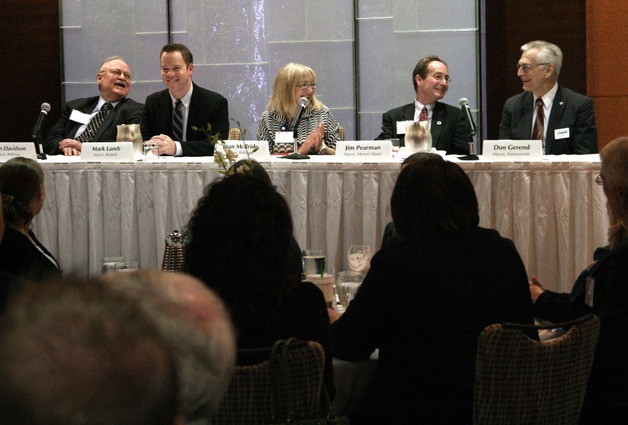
[375,55,470,155]
[44,56,143,156]
[500,40,598,154]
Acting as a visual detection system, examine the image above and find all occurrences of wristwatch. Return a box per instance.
[317,143,327,155]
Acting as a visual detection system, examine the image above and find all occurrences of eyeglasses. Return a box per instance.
[515,63,549,73]
[595,175,604,185]
[295,83,317,89]
[102,68,133,80]
[429,73,451,83]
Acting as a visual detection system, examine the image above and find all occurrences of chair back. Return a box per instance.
[161,229,185,272]
[210,340,325,424]
[228,127,242,140]
[338,126,345,141]
[473,314,600,425]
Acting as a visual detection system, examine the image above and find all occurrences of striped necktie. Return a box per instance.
[172,100,184,142]
[77,102,112,143]
[532,98,545,141]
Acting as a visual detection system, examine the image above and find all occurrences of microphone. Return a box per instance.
[31,102,51,139]
[290,96,309,129]
[458,98,476,137]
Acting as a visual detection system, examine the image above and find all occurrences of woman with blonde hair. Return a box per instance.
[257,62,340,155]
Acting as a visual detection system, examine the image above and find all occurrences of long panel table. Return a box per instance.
[30,154,607,292]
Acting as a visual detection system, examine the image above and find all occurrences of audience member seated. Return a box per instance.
[257,62,339,155]
[331,156,535,424]
[141,43,229,156]
[499,40,598,154]
[0,157,61,281]
[529,136,628,424]
[101,269,236,422]
[0,276,182,425]
[44,55,143,156]
[183,173,334,397]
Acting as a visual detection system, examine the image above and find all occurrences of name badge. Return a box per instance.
[554,128,570,140]
[396,120,413,135]
[482,140,543,160]
[221,141,271,161]
[69,109,92,125]
[585,276,595,307]
[80,142,134,162]
[0,142,38,160]
[336,140,393,160]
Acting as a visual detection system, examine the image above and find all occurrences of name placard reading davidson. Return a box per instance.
[0,143,38,160]
[482,140,543,161]
[81,142,134,162]
[336,140,393,160]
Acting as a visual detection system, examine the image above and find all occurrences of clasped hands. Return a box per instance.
[145,134,176,156]
[297,123,325,155]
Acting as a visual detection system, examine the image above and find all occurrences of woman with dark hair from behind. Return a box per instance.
[0,157,61,281]
[183,173,333,396]
[331,157,534,424]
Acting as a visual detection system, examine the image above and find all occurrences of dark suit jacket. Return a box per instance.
[141,83,229,156]
[374,101,470,155]
[332,227,535,424]
[0,227,62,282]
[44,96,143,154]
[499,85,598,154]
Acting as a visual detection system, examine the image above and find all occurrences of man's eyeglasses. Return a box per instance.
[102,68,133,80]
[429,74,451,83]
[595,175,604,186]
[515,63,549,73]
[296,83,317,89]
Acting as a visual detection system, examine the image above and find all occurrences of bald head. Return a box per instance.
[100,270,236,420]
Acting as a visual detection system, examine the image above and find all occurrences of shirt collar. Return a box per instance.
[535,82,558,109]
[170,85,193,109]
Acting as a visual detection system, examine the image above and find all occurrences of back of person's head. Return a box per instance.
[600,136,628,228]
[0,157,44,226]
[228,159,272,185]
[101,269,236,421]
[0,277,180,425]
[391,157,479,241]
[184,173,295,331]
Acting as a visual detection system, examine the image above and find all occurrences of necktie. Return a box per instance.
[77,102,112,143]
[419,106,428,122]
[172,100,184,142]
[532,98,545,141]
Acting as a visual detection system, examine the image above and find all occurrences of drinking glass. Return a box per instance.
[102,256,124,274]
[336,271,363,310]
[143,142,159,158]
[347,245,371,274]
[115,261,138,272]
[390,138,400,153]
[302,250,326,277]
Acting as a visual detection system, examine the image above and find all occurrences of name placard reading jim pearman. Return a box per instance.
[336,140,393,161]
[80,142,134,162]
[0,143,38,160]
[482,140,543,161]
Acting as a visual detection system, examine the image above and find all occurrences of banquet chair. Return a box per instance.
[339,126,345,141]
[228,127,241,140]
[210,340,325,424]
[473,314,600,425]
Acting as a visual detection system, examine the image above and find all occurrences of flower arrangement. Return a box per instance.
[191,119,258,175]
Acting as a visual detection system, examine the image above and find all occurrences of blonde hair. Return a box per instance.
[267,63,323,116]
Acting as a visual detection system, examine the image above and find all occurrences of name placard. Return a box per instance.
[336,141,393,160]
[0,143,38,160]
[80,142,134,162]
[222,140,271,161]
[482,140,543,160]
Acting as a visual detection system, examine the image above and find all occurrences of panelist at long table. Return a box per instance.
[23,153,607,293]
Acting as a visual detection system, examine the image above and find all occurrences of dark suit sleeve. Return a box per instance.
[449,108,472,155]
[43,103,75,154]
[571,96,598,154]
[375,110,397,140]
[140,94,159,141]
[210,95,229,140]
[499,100,514,139]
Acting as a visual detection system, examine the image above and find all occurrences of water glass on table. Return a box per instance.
[302,249,326,277]
[336,270,363,310]
[102,256,124,274]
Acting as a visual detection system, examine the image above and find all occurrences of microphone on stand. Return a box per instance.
[458,98,479,160]
[283,97,311,160]
[31,102,51,160]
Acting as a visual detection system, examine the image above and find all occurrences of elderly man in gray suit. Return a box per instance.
[500,40,598,154]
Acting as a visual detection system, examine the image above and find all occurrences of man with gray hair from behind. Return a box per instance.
[101,270,236,424]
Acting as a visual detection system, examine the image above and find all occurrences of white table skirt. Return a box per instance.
[31,154,607,292]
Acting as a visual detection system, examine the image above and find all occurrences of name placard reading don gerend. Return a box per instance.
[336,140,393,160]
[482,140,543,161]
[0,143,37,160]
[81,142,134,162]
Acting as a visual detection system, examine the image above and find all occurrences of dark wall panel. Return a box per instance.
[1,0,61,142]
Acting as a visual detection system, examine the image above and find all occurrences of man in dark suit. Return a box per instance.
[374,55,470,155]
[499,40,598,154]
[44,56,143,156]
[141,43,229,156]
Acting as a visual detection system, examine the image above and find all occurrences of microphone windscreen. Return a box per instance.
[458,98,469,107]
[41,102,51,113]
[299,96,309,107]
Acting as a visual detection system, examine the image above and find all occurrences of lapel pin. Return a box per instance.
[559,102,564,105]
[436,121,442,125]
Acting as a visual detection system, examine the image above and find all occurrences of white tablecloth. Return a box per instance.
[31,154,607,292]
